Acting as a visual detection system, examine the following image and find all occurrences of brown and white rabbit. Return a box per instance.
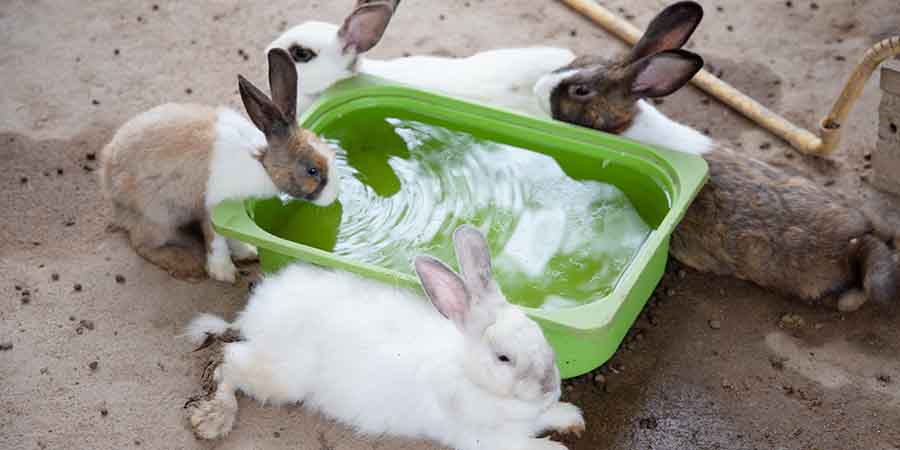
[534,2,898,311]
[100,49,338,283]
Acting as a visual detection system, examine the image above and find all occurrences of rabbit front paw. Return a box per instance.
[539,402,585,437]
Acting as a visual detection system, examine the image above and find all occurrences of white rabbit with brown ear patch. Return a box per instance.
[100,49,338,283]
[268,0,576,116]
[534,2,899,312]
[185,225,584,449]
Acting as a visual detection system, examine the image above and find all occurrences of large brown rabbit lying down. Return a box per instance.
[533,1,898,311]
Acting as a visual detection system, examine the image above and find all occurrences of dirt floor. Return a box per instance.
[2,0,900,449]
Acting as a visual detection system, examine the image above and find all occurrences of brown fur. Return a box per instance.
[670,146,896,303]
[101,104,216,280]
[546,1,899,308]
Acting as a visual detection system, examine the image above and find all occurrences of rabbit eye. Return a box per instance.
[289,45,317,63]
[569,84,595,99]
[307,167,319,177]
[497,354,511,363]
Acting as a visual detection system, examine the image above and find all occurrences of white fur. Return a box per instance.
[187,256,583,449]
[268,22,575,116]
[266,22,357,113]
[205,108,280,209]
[185,313,232,345]
[201,108,281,282]
[621,100,713,155]
[361,47,576,117]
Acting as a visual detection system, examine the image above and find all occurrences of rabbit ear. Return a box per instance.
[267,48,298,124]
[629,50,704,98]
[415,255,470,329]
[238,75,289,139]
[628,1,703,62]
[337,0,400,54]
[453,225,497,296]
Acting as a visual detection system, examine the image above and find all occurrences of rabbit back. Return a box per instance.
[230,264,463,435]
[362,47,575,116]
[672,147,872,300]
[101,103,217,226]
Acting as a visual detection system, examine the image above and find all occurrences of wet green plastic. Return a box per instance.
[211,75,708,378]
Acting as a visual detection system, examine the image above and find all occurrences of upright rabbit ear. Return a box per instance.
[630,49,704,98]
[267,48,298,124]
[453,225,498,297]
[628,1,703,63]
[415,255,470,330]
[238,75,288,139]
[338,0,401,54]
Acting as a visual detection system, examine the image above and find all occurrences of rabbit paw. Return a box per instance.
[207,255,238,284]
[540,402,585,437]
[229,241,258,262]
[187,395,237,440]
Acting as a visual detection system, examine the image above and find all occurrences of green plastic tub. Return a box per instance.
[212,75,708,378]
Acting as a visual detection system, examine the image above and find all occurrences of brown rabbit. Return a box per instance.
[100,48,338,283]
[534,1,897,311]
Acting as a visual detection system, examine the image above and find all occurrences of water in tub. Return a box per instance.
[277,118,651,310]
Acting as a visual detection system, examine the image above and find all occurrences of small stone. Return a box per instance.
[92,99,100,106]
[40,367,49,374]
[185,88,193,95]
[56,168,64,175]
[20,177,28,184]
[594,373,607,385]
[114,49,120,56]
[810,2,819,9]
[569,29,577,37]
[115,274,126,284]
[877,373,892,383]
[666,288,675,297]
[838,291,866,312]
[0,342,12,351]
[759,142,772,150]
[73,283,83,292]
[88,361,99,371]
[151,4,159,11]
[639,417,658,430]
[86,152,96,161]
[708,319,722,330]
[770,357,785,371]
[100,408,109,417]
[785,0,793,7]
[726,25,734,32]
[716,5,724,12]
[273,432,281,438]
[51,273,59,281]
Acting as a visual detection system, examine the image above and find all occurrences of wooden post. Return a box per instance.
[873,59,900,195]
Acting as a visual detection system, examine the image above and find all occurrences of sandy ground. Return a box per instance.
[2,0,900,449]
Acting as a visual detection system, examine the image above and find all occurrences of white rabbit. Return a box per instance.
[185,225,585,449]
[534,1,899,311]
[100,49,338,283]
[267,0,575,117]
